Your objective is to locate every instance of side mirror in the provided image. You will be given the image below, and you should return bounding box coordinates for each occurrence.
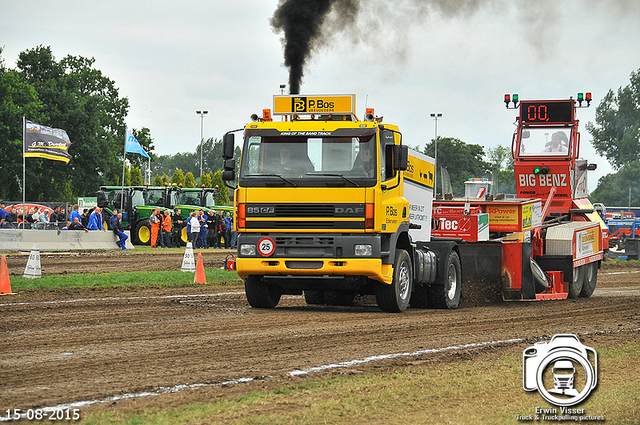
[222,133,235,159]
[224,158,235,171]
[222,170,235,181]
[393,145,408,171]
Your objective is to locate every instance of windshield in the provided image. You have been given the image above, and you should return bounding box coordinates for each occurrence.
[518,127,571,157]
[144,189,166,206]
[240,133,377,186]
[178,190,201,206]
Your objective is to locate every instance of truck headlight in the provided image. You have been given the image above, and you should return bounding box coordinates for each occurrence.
[355,244,372,256]
[240,244,256,256]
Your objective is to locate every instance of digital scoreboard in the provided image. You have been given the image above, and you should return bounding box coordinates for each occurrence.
[520,100,574,124]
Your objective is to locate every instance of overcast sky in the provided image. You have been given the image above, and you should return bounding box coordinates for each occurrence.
[3,0,640,189]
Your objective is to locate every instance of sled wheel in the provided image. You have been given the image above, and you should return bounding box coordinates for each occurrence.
[568,265,584,299]
[579,262,598,298]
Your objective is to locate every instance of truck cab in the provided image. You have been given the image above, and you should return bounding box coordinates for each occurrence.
[222,95,457,312]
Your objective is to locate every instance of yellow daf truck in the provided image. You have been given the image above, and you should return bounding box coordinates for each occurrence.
[222,94,461,312]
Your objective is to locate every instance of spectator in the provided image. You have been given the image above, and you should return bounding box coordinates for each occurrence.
[68,217,88,232]
[149,209,161,248]
[198,210,208,248]
[189,211,201,246]
[50,206,64,227]
[81,209,90,228]
[25,207,38,229]
[228,213,237,249]
[216,210,227,249]
[70,204,81,225]
[87,207,105,231]
[172,208,186,247]
[186,211,194,243]
[5,206,17,228]
[36,208,50,229]
[110,210,128,249]
[0,201,6,228]
[224,211,233,249]
[207,210,217,248]
[162,210,172,248]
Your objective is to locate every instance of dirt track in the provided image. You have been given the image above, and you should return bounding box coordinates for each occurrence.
[0,252,639,418]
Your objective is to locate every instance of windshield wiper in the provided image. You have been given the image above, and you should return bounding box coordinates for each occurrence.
[304,173,360,187]
[243,173,297,187]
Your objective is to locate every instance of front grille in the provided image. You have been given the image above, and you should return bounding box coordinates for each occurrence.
[275,204,334,217]
[276,236,335,246]
[285,261,323,269]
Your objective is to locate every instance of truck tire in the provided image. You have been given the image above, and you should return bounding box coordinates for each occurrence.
[568,265,584,299]
[245,276,281,308]
[304,290,325,305]
[324,291,356,306]
[375,249,412,313]
[135,220,151,245]
[427,250,461,309]
[579,262,598,298]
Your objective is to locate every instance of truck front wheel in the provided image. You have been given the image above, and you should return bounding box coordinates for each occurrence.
[427,250,461,309]
[375,249,412,313]
[245,276,282,308]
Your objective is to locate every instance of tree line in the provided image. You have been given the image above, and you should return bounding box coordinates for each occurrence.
[1,45,638,205]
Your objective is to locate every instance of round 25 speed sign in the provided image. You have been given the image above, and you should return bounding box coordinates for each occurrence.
[258,237,275,256]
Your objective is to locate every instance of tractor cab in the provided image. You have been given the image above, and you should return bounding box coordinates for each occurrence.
[507,94,599,220]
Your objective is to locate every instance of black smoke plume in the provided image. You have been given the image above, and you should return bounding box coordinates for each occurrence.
[271,0,359,94]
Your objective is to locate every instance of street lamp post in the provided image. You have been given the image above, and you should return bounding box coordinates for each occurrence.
[196,110,208,179]
[430,113,442,196]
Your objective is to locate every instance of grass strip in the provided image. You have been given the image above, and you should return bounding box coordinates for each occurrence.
[8,269,242,291]
[81,340,640,425]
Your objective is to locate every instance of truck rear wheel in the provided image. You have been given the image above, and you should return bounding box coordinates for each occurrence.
[569,265,584,299]
[245,276,281,308]
[427,250,461,309]
[579,262,598,298]
[324,291,356,306]
[375,249,412,313]
[304,290,325,305]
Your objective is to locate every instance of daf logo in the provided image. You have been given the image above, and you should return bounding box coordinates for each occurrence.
[335,207,364,215]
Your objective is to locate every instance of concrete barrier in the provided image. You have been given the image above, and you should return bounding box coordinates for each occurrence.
[0,229,134,251]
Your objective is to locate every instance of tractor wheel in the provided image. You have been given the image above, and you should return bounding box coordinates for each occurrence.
[375,249,412,313]
[324,291,356,306]
[181,227,189,246]
[568,265,585,299]
[135,220,151,246]
[102,211,111,231]
[304,290,326,305]
[427,250,461,309]
[244,276,281,309]
[579,262,598,298]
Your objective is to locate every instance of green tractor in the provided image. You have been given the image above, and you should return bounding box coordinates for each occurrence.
[97,185,233,246]
[172,187,233,245]
[97,185,175,245]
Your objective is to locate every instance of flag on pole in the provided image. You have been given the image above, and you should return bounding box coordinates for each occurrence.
[24,120,72,163]
[125,129,151,159]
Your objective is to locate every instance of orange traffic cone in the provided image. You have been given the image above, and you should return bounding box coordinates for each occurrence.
[0,255,16,295]
[194,252,207,284]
